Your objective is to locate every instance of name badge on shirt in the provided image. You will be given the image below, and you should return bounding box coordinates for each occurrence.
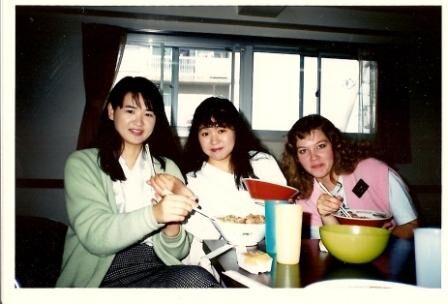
[352,179,369,198]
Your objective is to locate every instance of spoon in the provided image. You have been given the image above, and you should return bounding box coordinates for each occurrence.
[315,179,352,218]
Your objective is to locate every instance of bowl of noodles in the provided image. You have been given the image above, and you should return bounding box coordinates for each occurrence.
[334,209,392,228]
[215,214,265,247]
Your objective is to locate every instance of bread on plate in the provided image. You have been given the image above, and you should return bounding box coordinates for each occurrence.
[236,248,272,274]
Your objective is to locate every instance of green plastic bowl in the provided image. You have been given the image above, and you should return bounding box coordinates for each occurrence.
[320,225,390,264]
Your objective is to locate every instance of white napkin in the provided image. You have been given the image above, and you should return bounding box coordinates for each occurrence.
[205,243,235,259]
[319,240,328,252]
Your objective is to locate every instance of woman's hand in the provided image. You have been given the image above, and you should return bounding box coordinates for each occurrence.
[152,192,199,224]
[317,193,342,225]
[382,220,395,231]
[316,193,343,217]
[153,193,198,237]
[148,174,200,236]
[390,219,418,239]
[149,174,197,200]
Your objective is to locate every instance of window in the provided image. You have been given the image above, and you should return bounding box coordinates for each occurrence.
[176,48,239,129]
[115,36,239,136]
[320,58,377,134]
[252,52,300,131]
[115,33,377,138]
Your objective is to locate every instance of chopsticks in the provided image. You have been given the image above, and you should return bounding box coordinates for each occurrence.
[315,179,352,218]
[192,206,216,222]
[191,206,229,243]
[145,144,157,177]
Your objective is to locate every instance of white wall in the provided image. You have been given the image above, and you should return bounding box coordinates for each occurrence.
[15,13,86,223]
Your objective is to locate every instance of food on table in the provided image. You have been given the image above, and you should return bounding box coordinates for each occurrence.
[219,214,265,224]
[349,211,385,219]
[241,250,271,265]
[216,214,266,246]
[334,209,392,227]
[342,210,387,219]
[237,249,273,274]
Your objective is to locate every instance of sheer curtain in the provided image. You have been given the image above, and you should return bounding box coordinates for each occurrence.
[76,23,127,150]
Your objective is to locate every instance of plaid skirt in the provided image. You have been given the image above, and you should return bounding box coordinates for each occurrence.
[100,244,221,288]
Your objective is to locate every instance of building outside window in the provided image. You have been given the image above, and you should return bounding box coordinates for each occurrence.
[115,33,377,139]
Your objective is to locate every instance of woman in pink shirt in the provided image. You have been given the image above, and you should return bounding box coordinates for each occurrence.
[281,114,418,240]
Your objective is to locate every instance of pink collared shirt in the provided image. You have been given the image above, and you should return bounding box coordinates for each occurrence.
[297,158,395,239]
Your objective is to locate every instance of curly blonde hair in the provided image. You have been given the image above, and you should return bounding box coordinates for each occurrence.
[281,115,373,199]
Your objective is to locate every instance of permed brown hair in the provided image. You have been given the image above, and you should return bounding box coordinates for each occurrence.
[281,114,373,198]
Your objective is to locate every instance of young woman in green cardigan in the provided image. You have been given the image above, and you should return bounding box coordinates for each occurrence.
[56,76,220,288]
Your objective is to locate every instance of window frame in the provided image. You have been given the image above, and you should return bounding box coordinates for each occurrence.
[123,32,377,141]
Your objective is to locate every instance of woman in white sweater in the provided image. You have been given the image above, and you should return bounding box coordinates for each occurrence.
[181,97,286,276]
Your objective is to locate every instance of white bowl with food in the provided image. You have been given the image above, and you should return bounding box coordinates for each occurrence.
[215,214,265,247]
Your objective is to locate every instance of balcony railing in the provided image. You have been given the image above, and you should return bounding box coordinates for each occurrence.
[132,55,233,83]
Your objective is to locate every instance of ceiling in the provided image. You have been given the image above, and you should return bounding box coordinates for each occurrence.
[83,5,440,33]
[17,5,441,44]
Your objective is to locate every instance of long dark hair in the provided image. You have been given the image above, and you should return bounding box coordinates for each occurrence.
[92,76,182,181]
[281,114,373,198]
[183,97,270,189]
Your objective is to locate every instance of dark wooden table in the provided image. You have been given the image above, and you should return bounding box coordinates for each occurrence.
[204,236,416,288]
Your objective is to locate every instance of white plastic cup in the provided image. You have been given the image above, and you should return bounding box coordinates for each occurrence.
[275,204,303,264]
[414,227,441,288]
[264,200,288,256]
